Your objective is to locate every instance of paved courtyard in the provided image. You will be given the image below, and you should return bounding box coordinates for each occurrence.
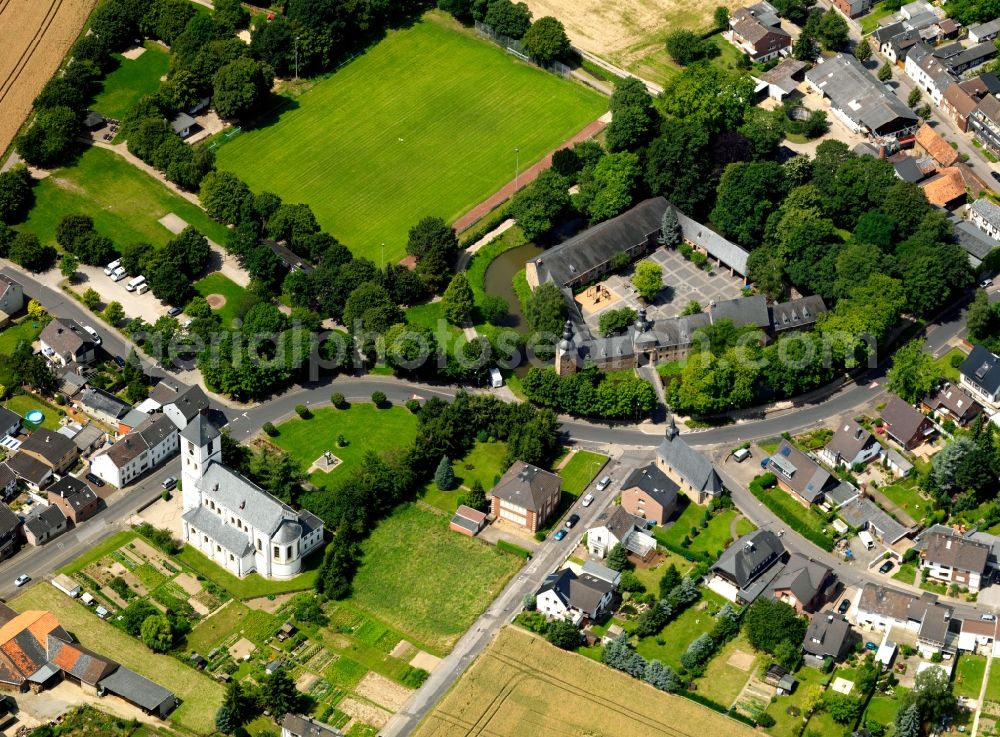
[576,247,745,335]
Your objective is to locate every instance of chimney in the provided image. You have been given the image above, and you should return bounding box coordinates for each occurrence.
[827,614,834,623]
[855,427,864,440]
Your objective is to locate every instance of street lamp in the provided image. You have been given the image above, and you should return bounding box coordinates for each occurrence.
[514,148,520,192]
[381,242,385,270]
[295,36,300,81]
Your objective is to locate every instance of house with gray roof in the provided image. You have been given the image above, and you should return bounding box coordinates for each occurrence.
[920,530,990,592]
[922,382,982,427]
[953,218,998,266]
[838,496,911,544]
[819,420,881,470]
[806,53,918,137]
[89,413,178,488]
[6,453,52,491]
[587,506,655,560]
[803,612,855,664]
[0,407,20,439]
[620,463,678,524]
[655,418,723,505]
[23,505,67,547]
[767,441,837,506]
[709,530,786,605]
[282,714,343,737]
[98,665,177,718]
[726,2,791,62]
[969,18,1000,44]
[880,395,935,449]
[78,388,132,427]
[489,461,561,532]
[969,198,1000,241]
[0,276,23,324]
[39,318,97,367]
[769,295,827,333]
[769,552,835,614]
[536,568,615,624]
[961,345,1000,410]
[162,384,210,430]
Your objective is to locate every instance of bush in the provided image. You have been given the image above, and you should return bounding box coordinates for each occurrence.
[294,404,311,419]
[371,391,387,407]
[497,539,531,558]
[263,422,278,437]
[405,398,421,413]
[331,392,346,408]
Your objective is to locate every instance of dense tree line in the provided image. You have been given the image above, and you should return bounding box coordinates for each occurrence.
[522,365,658,420]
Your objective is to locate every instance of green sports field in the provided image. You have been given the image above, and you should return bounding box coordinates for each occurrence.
[215,12,606,264]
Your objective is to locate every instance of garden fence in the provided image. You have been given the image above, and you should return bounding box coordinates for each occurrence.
[474,21,573,78]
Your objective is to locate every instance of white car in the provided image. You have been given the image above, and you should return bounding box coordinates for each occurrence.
[104,259,121,276]
[581,494,595,507]
[82,325,102,345]
[14,575,29,587]
[595,476,611,491]
[111,266,127,282]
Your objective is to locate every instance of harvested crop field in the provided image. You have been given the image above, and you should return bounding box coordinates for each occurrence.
[412,627,759,737]
[0,0,98,156]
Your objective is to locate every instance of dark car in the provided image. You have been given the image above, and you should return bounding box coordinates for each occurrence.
[993,171,1000,184]
[878,560,895,574]
[837,599,851,615]
[85,473,105,488]
[553,529,567,541]
[112,355,126,368]
[565,514,580,529]
[167,306,182,317]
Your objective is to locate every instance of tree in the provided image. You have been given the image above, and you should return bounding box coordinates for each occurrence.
[644,659,679,692]
[774,638,803,672]
[644,121,713,214]
[213,57,274,120]
[343,281,402,334]
[315,540,359,600]
[658,564,682,600]
[877,61,893,82]
[545,619,581,649]
[792,33,818,61]
[854,38,872,62]
[60,254,79,281]
[660,205,682,249]
[0,165,34,224]
[200,170,252,224]
[524,282,566,337]
[917,103,932,120]
[968,289,995,341]
[509,169,570,240]
[598,307,638,336]
[466,479,486,510]
[407,216,457,292]
[911,665,955,723]
[605,77,656,152]
[435,455,456,491]
[146,254,193,306]
[665,30,719,65]
[607,542,629,571]
[261,666,301,718]
[8,232,55,272]
[632,261,663,302]
[579,152,641,222]
[894,703,921,737]
[681,633,714,672]
[104,301,125,325]
[11,342,57,394]
[521,16,570,64]
[713,5,730,29]
[815,8,848,49]
[744,598,807,654]
[140,614,174,652]
[907,87,922,108]
[15,106,80,168]
[827,694,862,725]
[485,0,532,38]
[887,340,939,404]
[710,161,788,247]
[480,295,508,325]
[165,226,211,277]
[215,704,238,735]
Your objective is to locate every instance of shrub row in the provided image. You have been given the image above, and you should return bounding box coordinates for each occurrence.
[747,477,835,552]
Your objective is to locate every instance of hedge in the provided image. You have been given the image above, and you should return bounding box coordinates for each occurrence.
[496,540,531,559]
[747,477,835,552]
[678,690,758,728]
[656,537,713,564]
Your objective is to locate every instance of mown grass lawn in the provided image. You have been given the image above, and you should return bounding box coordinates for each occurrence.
[558,450,609,496]
[985,661,1000,702]
[687,509,740,557]
[766,665,828,737]
[186,600,252,653]
[350,503,522,652]
[272,403,419,490]
[20,147,229,248]
[879,477,927,516]
[632,590,727,670]
[694,634,759,707]
[653,500,703,547]
[934,347,967,383]
[0,318,41,355]
[861,1,898,35]
[4,394,65,430]
[954,654,988,699]
[92,42,170,120]
[892,561,918,585]
[215,12,604,263]
[421,440,508,514]
[194,273,251,328]
[13,584,223,735]
[174,545,319,600]
[629,551,695,594]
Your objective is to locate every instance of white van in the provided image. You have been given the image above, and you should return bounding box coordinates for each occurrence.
[104,259,121,276]
[111,266,127,282]
[136,283,150,295]
[858,530,875,550]
[489,367,504,388]
[733,447,751,463]
[125,275,146,292]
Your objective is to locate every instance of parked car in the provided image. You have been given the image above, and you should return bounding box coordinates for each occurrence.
[104,259,121,276]
[981,278,993,290]
[85,473,104,488]
[167,306,182,317]
[982,613,997,622]
[82,325,101,345]
[837,599,851,615]
[110,266,127,282]
[553,529,567,541]
[596,476,611,491]
[878,560,895,574]
[733,448,751,463]
[581,494,595,507]
[565,514,580,528]
[865,641,878,651]
[112,355,125,368]
[162,476,177,490]
[14,575,30,587]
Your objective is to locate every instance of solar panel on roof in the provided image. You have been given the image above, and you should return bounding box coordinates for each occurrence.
[977,362,991,379]
[780,446,791,457]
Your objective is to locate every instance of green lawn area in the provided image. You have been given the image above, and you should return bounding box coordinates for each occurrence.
[92,42,170,120]
[272,403,419,490]
[20,146,229,248]
[13,584,223,735]
[735,517,757,537]
[186,600,252,653]
[753,482,834,550]
[404,301,465,358]
[59,531,137,575]
[694,634,758,707]
[687,509,740,558]
[985,660,1000,702]
[934,347,967,383]
[954,654,988,699]
[879,477,927,517]
[766,665,828,737]
[653,499,703,547]
[4,394,65,430]
[861,1,898,35]
[194,273,251,327]
[558,450,609,496]
[215,11,605,263]
[892,561,918,585]
[629,551,696,594]
[633,589,727,670]
[0,318,41,354]
[174,545,319,600]
[420,440,508,514]
[349,503,522,652]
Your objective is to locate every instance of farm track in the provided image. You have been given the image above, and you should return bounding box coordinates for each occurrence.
[0,0,97,155]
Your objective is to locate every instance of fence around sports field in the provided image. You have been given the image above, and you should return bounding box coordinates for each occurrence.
[474,21,573,78]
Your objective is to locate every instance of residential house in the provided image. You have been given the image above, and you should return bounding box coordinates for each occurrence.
[161,384,210,430]
[47,476,99,524]
[708,530,786,604]
[619,463,678,524]
[919,530,990,592]
[536,568,615,624]
[921,383,982,426]
[449,505,487,537]
[893,155,929,184]
[5,453,52,490]
[587,506,656,560]
[282,714,343,737]
[39,318,97,367]
[874,22,910,62]
[855,583,953,655]
[769,553,836,614]
[941,75,1000,131]
[880,395,935,449]
[0,505,21,560]
[181,416,325,579]
[970,95,1000,155]
[803,612,856,664]
[969,198,1000,241]
[655,418,724,505]
[23,506,68,547]
[766,441,836,506]
[59,422,105,456]
[489,461,561,533]
[726,2,791,62]
[806,54,918,137]
[819,420,881,470]
[19,428,78,475]
[830,0,871,18]
[0,605,176,717]
[581,559,621,587]
[754,58,807,100]
[839,495,912,544]
[78,388,133,430]
[920,167,967,210]
[968,18,1000,44]
[0,464,16,500]
[769,295,828,334]
[145,381,183,411]
[953,218,998,267]
[913,124,959,167]
[958,618,1000,655]
[960,344,1000,409]
[0,276,24,323]
[0,407,20,438]
[905,43,956,105]
[170,113,197,139]
[88,414,178,488]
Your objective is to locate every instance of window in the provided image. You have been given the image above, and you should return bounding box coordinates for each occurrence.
[256,539,262,552]
[216,545,221,553]
[286,545,292,559]
[188,441,194,455]
[274,546,280,558]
